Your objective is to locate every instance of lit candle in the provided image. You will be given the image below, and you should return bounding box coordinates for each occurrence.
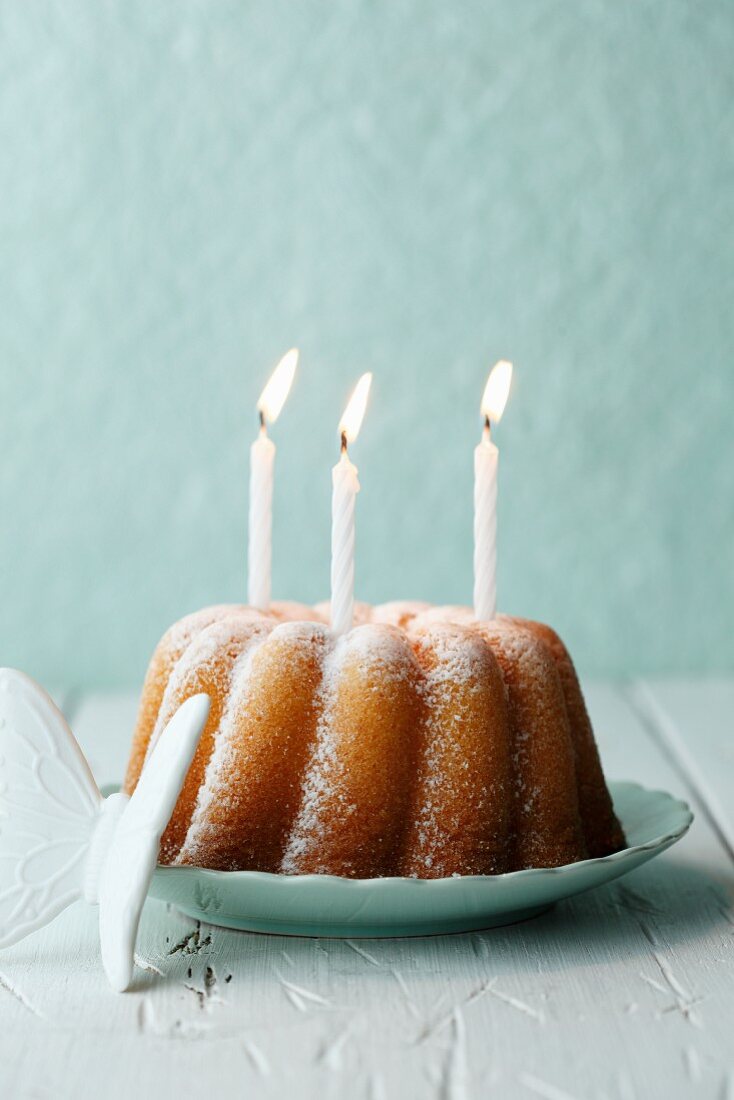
[248,348,299,610]
[473,360,513,622]
[331,373,372,636]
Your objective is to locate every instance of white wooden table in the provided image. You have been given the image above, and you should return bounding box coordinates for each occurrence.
[1,679,733,1099]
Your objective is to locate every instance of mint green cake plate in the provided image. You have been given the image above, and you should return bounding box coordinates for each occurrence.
[147,782,692,937]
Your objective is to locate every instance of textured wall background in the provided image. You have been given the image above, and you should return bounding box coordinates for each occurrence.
[0,1,732,688]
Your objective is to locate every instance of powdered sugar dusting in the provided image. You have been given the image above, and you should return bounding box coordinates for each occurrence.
[268,620,331,646]
[177,633,264,862]
[411,624,488,689]
[412,605,475,629]
[144,615,270,765]
[340,623,417,668]
[135,601,595,878]
[406,626,494,875]
[480,620,553,684]
[280,635,344,873]
[161,605,260,655]
[280,625,417,873]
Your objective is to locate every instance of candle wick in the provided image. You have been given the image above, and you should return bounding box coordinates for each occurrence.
[483,414,491,442]
[340,430,348,455]
[259,408,267,435]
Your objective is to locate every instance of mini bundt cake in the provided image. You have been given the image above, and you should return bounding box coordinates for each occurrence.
[123,603,625,878]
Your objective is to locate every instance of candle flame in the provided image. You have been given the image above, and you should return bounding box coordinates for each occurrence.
[339,372,372,446]
[257,348,299,425]
[480,360,513,424]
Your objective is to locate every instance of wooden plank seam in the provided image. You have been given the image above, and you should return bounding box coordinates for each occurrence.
[627,681,734,866]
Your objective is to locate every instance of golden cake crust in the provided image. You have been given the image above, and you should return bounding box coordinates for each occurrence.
[125,602,624,877]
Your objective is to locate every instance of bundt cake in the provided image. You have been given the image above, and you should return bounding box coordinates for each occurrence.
[123,602,625,878]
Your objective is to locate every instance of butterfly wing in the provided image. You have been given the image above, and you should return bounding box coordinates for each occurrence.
[0,669,102,948]
[98,692,210,991]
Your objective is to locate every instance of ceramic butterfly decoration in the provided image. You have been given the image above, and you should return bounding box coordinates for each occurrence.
[0,667,209,991]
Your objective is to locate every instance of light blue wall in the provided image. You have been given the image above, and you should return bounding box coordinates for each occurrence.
[1,1,732,688]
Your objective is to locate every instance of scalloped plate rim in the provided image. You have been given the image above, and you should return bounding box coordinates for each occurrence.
[140,780,693,936]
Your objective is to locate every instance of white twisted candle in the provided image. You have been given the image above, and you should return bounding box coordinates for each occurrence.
[473,431,498,622]
[248,431,276,610]
[330,451,360,636]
